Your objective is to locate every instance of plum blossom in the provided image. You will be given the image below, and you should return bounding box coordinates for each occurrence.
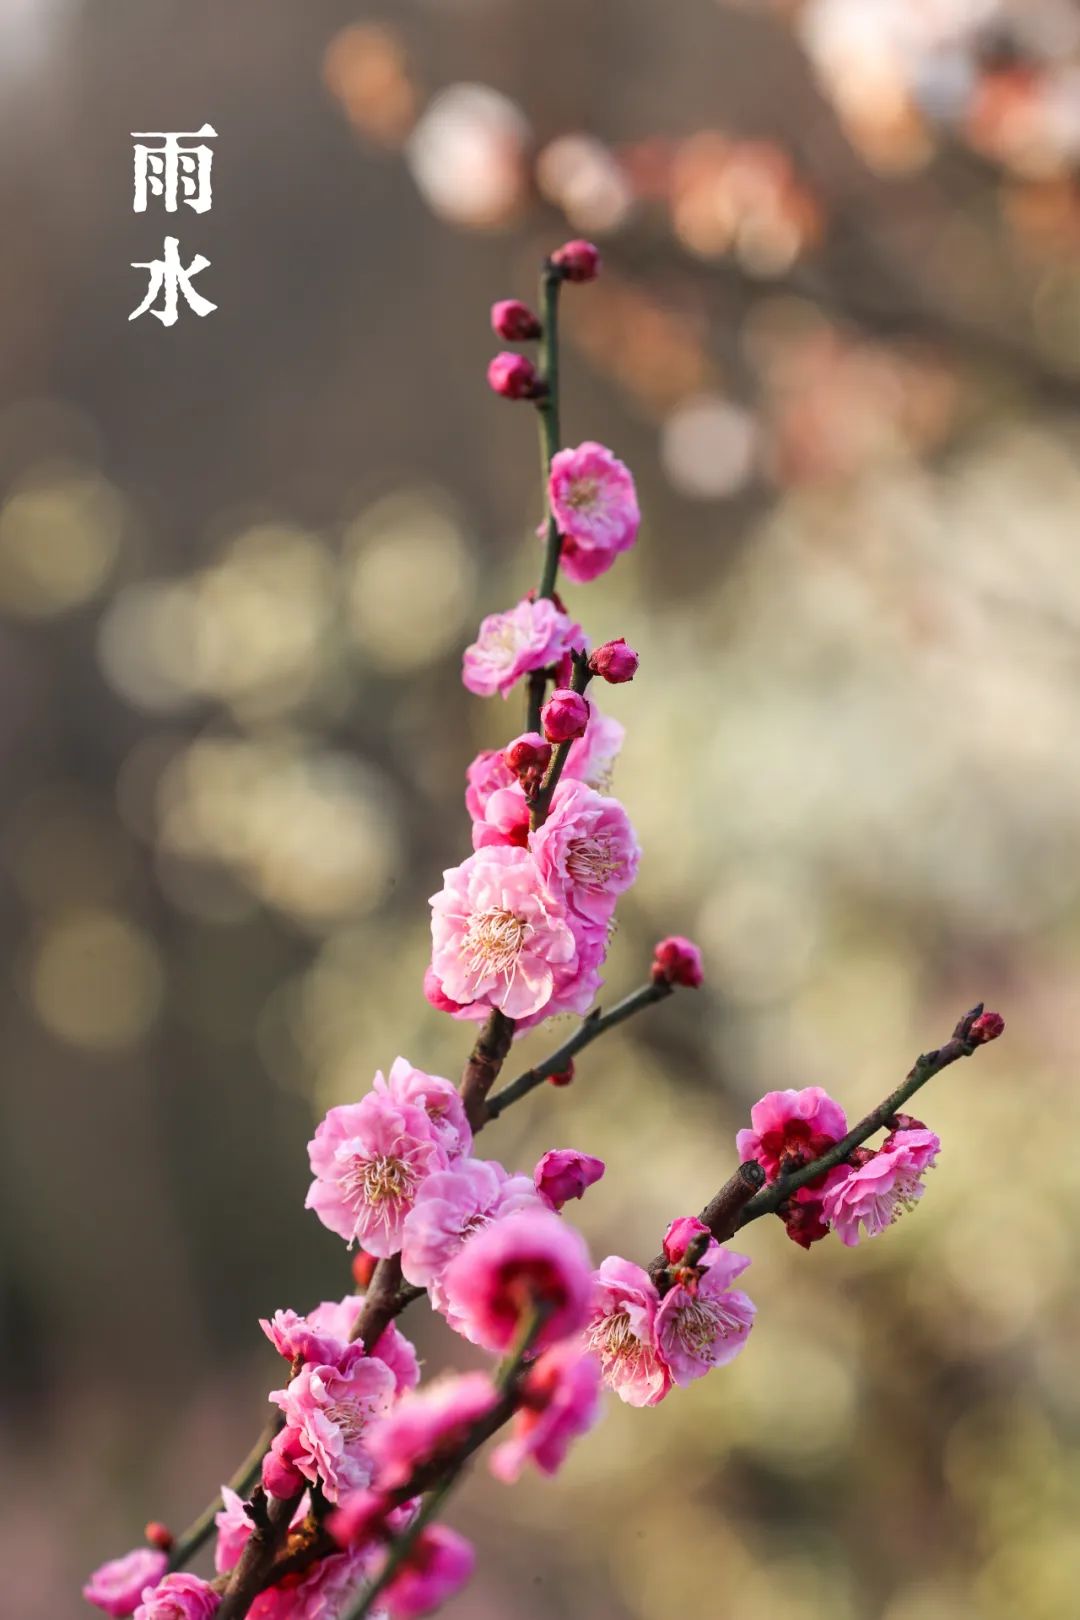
[267,1345,397,1502]
[373,1057,472,1162]
[822,1128,941,1247]
[533,1148,606,1211]
[564,708,624,790]
[260,1298,417,1394]
[490,1343,601,1482]
[530,779,639,930]
[247,1548,382,1620]
[328,1489,416,1550]
[429,845,578,1020]
[400,1157,541,1311]
[441,1207,593,1353]
[132,1574,219,1620]
[368,1373,499,1490]
[541,687,590,743]
[381,1525,475,1619]
[214,1490,311,1576]
[487,351,540,400]
[305,1091,447,1256]
[470,784,530,850]
[462,597,582,700]
[588,637,638,683]
[84,1548,168,1617]
[655,1245,755,1386]
[584,1257,671,1407]
[548,442,639,583]
[662,1216,711,1264]
[737,1086,847,1185]
[464,748,516,822]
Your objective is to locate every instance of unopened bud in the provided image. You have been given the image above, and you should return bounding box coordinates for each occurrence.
[144,1522,174,1553]
[651,935,704,989]
[588,637,639,684]
[969,1010,1005,1044]
[541,687,590,743]
[504,732,552,784]
[550,239,601,282]
[491,298,542,341]
[352,1250,378,1289]
[487,351,543,400]
[548,1061,575,1087]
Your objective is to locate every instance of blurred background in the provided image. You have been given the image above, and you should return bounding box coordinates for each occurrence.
[2,2,1078,1616]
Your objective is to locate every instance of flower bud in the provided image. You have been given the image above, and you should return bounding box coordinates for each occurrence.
[969,1010,1005,1044]
[588,637,639,684]
[491,299,542,341]
[351,1249,378,1289]
[548,1060,575,1087]
[504,732,552,781]
[541,688,590,743]
[651,934,704,988]
[487,351,543,400]
[144,1522,174,1553]
[550,239,601,282]
[534,1148,605,1211]
[662,1215,710,1265]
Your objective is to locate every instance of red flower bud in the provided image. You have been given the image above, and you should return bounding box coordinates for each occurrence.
[588,637,639,684]
[969,1010,1004,1044]
[550,239,601,282]
[487,352,542,400]
[541,688,590,743]
[144,1522,174,1553]
[504,732,552,779]
[352,1250,378,1289]
[491,299,542,341]
[548,1061,575,1087]
[651,935,704,988]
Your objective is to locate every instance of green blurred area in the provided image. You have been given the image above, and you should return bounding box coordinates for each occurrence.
[1,3,1078,1618]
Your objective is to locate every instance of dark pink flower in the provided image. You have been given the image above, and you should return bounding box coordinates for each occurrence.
[247,1547,376,1620]
[305,1090,447,1256]
[267,1346,396,1502]
[440,1207,593,1354]
[549,442,639,583]
[490,1343,602,1482]
[662,1215,711,1265]
[655,1246,755,1386]
[736,1086,847,1185]
[530,778,639,931]
[541,688,590,743]
[368,1373,499,1490]
[491,298,542,340]
[533,1148,606,1211]
[970,1010,1005,1044]
[132,1573,219,1620]
[382,1525,475,1619]
[583,1257,671,1407]
[588,638,639,683]
[487,351,540,399]
[651,935,704,989]
[550,239,601,281]
[400,1157,541,1311]
[84,1549,168,1617]
[821,1128,941,1247]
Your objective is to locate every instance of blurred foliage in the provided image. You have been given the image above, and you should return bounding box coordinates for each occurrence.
[1,3,1078,1618]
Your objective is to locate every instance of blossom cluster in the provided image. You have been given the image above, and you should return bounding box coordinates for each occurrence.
[84,242,1004,1620]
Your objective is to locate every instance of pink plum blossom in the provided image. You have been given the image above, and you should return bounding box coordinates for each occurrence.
[260,1298,417,1394]
[214,1491,310,1576]
[822,1128,941,1247]
[305,1091,447,1256]
[267,1345,396,1503]
[584,1257,671,1407]
[440,1207,593,1353]
[400,1157,541,1311]
[490,1343,602,1482]
[247,1548,381,1620]
[737,1086,848,1185]
[656,1246,755,1386]
[84,1548,168,1617]
[541,687,590,743]
[373,1057,472,1162]
[662,1216,711,1264]
[132,1574,219,1620]
[533,1148,606,1211]
[381,1525,475,1619]
[462,597,582,700]
[464,748,516,822]
[530,779,639,930]
[369,1373,499,1490]
[564,707,624,790]
[548,442,639,583]
[328,1489,416,1550]
[429,845,578,1021]
[471,785,530,850]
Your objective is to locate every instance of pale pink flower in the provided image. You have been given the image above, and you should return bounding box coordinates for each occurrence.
[737,1086,848,1185]
[462,597,582,700]
[490,1343,602,1482]
[564,708,625,790]
[382,1525,474,1619]
[400,1157,541,1310]
[132,1574,219,1620]
[464,748,516,822]
[267,1345,396,1503]
[533,1148,606,1211]
[656,1246,755,1386]
[548,442,639,583]
[369,1372,499,1490]
[440,1207,593,1353]
[84,1548,168,1617]
[822,1128,941,1247]
[247,1548,381,1620]
[530,779,639,930]
[373,1057,472,1162]
[429,845,578,1020]
[584,1257,671,1407]
[470,785,530,851]
[305,1091,447,1256]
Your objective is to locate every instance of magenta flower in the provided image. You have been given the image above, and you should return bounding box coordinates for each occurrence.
[548,442,639,583]
[267,1345,396,1503]
[564,707,625,790]
[736,1086,848,1185]
[214,1490,310,1576]
[487,351,540,399]
[490,1343,602,1482]
[305,1091,447,1256]
[261,1298,417,1394]
[440,1207,593,1354]
[84,1548,168,1617]
[429,845,578,1020]
[588,637,639,683]
[651,934,704,988]
[533,1148,606,1211]
[373,1056,472,1162]
[247,1548,377,1620]
[132,1574,219,1620]
[369,1372,499,1490]
[400,1157,541,1310]
[656,1246,755,1386]
[381,1525,475,1619]
[583,1257,671,1407]
[462,597,582,700]
[530,779,640,931]
[822,1128,941,1247]
[464,747,516,822]
[662,1216,711,1264]
[550,238,601,281]
[490,298,542,341]
[540,687,591,743]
